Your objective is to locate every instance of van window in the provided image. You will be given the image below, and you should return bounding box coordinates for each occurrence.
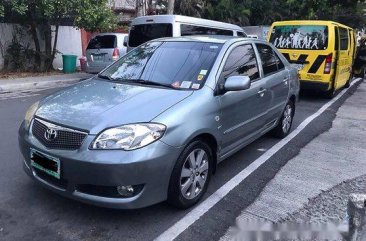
[181,24,233,36]
[269,25,328,50]
[222,44,259,81]
[237,31,246,37]
[256,44,281,76]
[87,35,117,49]
[339,28,349,50]
[129,24,173,47]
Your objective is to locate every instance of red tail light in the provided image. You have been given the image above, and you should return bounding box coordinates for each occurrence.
[112,48,120,61]
[324,53,333,74]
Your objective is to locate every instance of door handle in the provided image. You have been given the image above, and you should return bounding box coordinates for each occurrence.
[257,89,267,97]
[283,78,289,85]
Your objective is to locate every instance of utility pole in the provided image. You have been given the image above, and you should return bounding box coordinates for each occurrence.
[167,0,175,14]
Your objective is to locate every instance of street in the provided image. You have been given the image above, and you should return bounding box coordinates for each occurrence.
[0,79,363,241]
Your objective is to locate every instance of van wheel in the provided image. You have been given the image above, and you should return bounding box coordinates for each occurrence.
[168,140,213,209]
[344,74,353,88]
[324,85,336,99]
[271,100,294,139]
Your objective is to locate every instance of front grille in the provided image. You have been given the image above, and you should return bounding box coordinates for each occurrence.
[32,118,88,150]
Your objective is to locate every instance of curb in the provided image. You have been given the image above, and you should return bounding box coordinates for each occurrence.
[0,77,91,93]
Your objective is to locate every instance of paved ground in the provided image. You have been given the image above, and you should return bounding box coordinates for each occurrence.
[0,72,93,93]
[220,81,366,240]
[0,78,363,241]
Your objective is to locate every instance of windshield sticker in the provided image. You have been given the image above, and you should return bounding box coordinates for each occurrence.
[199,70,208,75]
[197,75,205,81]
[271,25,328,50]
[171,81,180,88]
[192,83,200,90]
[180,81,192,89]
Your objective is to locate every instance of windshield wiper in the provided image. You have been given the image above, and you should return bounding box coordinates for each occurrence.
[97,74,113,80]
[120,79,177,89]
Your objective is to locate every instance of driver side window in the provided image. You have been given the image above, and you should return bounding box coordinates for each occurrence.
[220,44,260,82]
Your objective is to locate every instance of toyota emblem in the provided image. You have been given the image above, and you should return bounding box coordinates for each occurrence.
[44,128,57,141]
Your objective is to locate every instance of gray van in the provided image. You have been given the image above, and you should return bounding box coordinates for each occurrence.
[86,33,128,73]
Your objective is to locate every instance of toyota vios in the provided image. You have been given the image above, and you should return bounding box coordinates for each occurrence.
[19,36,299,209]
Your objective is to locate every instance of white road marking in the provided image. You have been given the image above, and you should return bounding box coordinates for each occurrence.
[155,78,363,241]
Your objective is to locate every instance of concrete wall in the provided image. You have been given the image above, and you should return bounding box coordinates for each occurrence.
[52,26,83,69]
[0,23,82,70]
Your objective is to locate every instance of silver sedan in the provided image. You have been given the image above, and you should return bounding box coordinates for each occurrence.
[19,36,299,209]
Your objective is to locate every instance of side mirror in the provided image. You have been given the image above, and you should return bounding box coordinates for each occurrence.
[224,76,251,92]
[123,36,128,47]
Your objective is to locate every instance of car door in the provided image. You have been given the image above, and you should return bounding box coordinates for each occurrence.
[218,44,271,154]
[335,27,351,89]
[255,44,289,124]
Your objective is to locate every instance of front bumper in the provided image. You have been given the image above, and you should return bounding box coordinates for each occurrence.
[19,121,182,209]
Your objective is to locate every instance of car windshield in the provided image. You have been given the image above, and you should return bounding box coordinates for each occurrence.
[128,24,173,47]
[100,41,223,90]
[269,25,328,50]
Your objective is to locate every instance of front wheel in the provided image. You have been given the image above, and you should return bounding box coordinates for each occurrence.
[271,101,295,138]
[168,140,213,209]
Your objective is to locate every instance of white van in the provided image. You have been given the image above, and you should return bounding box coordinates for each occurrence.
[126,15,246,51]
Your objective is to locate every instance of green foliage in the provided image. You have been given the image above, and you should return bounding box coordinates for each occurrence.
[74,0,118,32]
[196,0,366,28]
[2,0,118,72]
[4,28,36,72]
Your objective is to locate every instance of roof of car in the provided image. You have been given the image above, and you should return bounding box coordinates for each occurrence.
[155,35,264,44]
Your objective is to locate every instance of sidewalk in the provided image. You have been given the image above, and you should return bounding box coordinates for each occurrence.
[221,81,366,240]
[0,72,94,93]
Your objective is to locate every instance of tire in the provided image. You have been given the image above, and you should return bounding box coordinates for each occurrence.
[344,73,353,88]
[324,85,336,99]
[271,100,295,139]
[167,140,213,209]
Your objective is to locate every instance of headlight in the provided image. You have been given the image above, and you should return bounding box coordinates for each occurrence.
[24,101,39,129]
[91,123,166,150]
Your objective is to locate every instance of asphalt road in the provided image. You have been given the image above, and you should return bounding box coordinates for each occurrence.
[0,81,360,241]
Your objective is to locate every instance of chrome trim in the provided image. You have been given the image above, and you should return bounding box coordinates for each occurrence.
[34,118,88,135]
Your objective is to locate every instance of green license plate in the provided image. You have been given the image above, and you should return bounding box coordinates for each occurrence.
[30,149,61,179]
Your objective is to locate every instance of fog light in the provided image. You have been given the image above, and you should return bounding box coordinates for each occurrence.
[117,185,134,197]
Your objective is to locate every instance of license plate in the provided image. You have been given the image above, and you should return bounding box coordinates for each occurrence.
[92,54,105,62]
[292,64,304,71]
[30,149,61,179]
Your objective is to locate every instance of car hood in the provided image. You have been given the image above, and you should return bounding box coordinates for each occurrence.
[35,78,193,134]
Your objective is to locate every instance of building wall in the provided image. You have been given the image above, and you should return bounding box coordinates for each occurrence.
[52,26,83,69]
[0,23,82,71]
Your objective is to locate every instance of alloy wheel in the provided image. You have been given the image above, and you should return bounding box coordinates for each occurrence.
[282,104,293,134]
[180,149,209,200]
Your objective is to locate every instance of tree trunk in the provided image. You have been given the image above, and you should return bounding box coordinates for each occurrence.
[43,24,52,72]
[30,22,41,72]
[167,0,175,14]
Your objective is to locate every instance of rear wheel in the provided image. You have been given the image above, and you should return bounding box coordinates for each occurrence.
[168,140,213,209]
[271,100,295,138]
[324,82,336,99]
[344,73,353,88]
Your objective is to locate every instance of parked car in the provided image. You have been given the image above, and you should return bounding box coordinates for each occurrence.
[126,15,246,52]
[268,20,356,98]
[86,33,128,73]
[19,36,299,209]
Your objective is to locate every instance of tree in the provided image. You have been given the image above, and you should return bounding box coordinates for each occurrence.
[2,0,118,72]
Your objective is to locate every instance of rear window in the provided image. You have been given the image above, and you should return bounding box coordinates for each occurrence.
[129,24,173,47]
[269,25,328,50]
[87,35,117,49]
[180,24,234,36]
